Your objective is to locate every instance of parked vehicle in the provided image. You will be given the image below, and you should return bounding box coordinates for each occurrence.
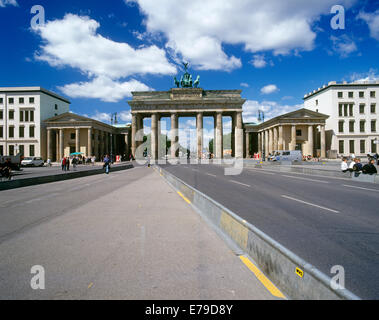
[0,153,22,170]
[270,150,302,162]
[21,157,45,167]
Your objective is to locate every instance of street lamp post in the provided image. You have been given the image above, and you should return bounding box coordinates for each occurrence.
[110,112,118,163]
[258,110,265,161]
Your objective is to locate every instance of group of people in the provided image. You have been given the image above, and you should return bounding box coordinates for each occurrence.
[341,157,377,175]
[61,156,97,171]
[0,159,12,181]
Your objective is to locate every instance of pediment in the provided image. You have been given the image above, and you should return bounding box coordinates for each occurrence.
[279,108,329,120]
[44,112,92,123]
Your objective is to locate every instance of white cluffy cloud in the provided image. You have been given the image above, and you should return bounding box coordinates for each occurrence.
[242,100,303,123]
[357,10,379,41]
[58,76,151,103]
[126,0,356,71]
[0,0,18,7]
[251,54,267,68]
[261,84,279,95]
[329,35,358,58]
[32,14,176,102]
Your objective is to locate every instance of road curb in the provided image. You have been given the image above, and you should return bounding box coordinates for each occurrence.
[0,163,134,191]
[156,165,361,300]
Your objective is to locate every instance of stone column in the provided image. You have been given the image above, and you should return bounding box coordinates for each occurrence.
[76,128,80,153]
[278,125,284,150]
[245,131,250,158]
[104,132,109,156]
[47,128,53,161]
[59,128,64,159]
[308,125,314,156]
[273,126,278,151]
[197,112,203,159]
[99,132,104,160]
[124,132,129,159]
[231,114,236,157]
[268,128,273,154]
[87,128,92,157]
[320,125,326,158]
[216,112,223,159]
[131,113,137,158]
[94,130,99,160]
[170,113,178,159]
[290,125,296,151]
[151,113,158,160]
[264,130,269,159]
[258,132,262,158]
[235,111,243,158]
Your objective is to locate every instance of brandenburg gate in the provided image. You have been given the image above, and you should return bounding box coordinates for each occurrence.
[128,65,246,160]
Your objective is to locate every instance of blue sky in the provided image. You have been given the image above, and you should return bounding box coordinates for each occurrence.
[0,0,378,138]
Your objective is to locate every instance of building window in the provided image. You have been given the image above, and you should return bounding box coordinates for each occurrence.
[0,98,3,104]
[9,126,14,138]
[29,145,35,157]
[0,145,3,156]
[20,110,24,122]
[19,97,24,104]
[19,126,24,138]
[296,129,302,137]
[349,104,353,116]
[55,104,58,110]
[25,110,29,122]
[348,92,353,98]
[316,99,318,106]
[339,104,343,117]
[338,121,344,133]
[349,140,355,154]
[70,133,76,140]
[8,97,14,104]
[372,140,377,153]
[30,110,34,122]
[371,104,376,114]
[370,91,376,98]
[344,104,348,117]
[360,120,365,133]
[9,110,14,120]
[0,110,3,120]
[0,126,3,138]
[339,140,344,154]
[359,104,365,114]
[29,97,34,104]
[349,120,355,133]
[29,126,35,138]
[338,92,343,98]
[9,145,14,156]
[359,91,364,98]
[19,145,24,156]
[371,120,376,133]
[360,140,365,154]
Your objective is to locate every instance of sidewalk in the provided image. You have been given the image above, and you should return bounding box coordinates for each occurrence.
[0,167,277,299]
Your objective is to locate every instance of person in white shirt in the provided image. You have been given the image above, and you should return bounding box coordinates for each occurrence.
[348,159,355,172]
[341,157,349,172]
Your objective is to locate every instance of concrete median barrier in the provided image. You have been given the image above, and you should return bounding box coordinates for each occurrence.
[157,165,361,300]
[0,163,134,191]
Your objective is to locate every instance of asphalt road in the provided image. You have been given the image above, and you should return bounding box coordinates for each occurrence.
[0,165,277,300]
[159,162,379,300]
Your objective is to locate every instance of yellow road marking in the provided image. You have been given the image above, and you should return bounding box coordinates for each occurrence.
[88,282,93,289]
[239,255,285,299]
[177,191,191,204]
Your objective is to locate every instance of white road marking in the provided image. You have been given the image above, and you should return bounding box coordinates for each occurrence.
[206,173,217,177]
[281,195,340,213]
[281,175,329,184]
[247,169,275,175]
[343,185,379,192]
[230,180,251,187]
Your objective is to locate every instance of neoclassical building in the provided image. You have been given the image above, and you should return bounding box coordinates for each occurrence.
[43,113,131,161]
[245,109,329,159]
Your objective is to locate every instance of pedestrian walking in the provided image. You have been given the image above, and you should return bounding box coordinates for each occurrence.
[91,156,95,166]
[103,154,111,174]
[65,157,70,171]
[72,157,77,170]
[61,157,66,171]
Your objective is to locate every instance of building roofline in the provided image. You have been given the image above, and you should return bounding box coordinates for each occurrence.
[303,81,379,100]
[0,86,71,104]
